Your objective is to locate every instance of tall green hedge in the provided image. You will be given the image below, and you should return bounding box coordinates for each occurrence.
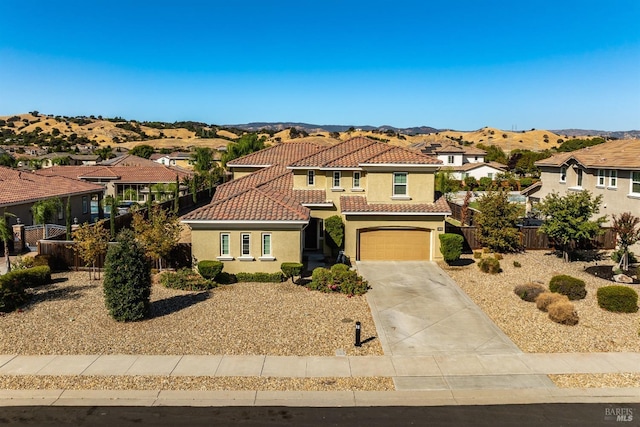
[103,230,151,322]
[439,233,464,264]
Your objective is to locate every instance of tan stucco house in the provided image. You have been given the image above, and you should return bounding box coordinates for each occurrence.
[183,138,451,274]
[522,140,640,221]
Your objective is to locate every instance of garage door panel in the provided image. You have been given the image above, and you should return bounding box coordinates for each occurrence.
[359,229,430,260]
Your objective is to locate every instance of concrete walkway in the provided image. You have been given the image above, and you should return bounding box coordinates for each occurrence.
[0,353,640,406]
[357,261,520,356]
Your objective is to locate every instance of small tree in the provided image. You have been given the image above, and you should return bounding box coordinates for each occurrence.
[538,191,606,262]
[132,206,181,270]
[73,222,110,279]
[475,190,521,253]
[31,198,61,239]
[460,191,472,226]
[0,211,16,274]
[103,229,151,322]
[611,212,640,271]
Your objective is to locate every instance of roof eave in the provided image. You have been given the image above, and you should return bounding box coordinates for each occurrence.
[342,211,450,216]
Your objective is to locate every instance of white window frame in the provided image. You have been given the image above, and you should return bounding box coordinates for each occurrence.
[447,155,455,164]
[352,171,361,189]
[576,168,583,187]
[609,170,617,188]
[392,172,408,197]
[239,233,254,261]
[260,233,275,261]
[307,170,315,186]
[332,171,341,189]
[631,171,640,196]
[218,233,232,260]
[597,169,606,187]
[560,167,567,183]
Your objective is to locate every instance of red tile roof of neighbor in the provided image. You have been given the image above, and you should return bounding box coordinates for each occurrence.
[226,142,325,167]
[35,165,192,183]
[340,195,452,214]
[0,166,103,207]
[101,154,162,167]
[535,139,640,169]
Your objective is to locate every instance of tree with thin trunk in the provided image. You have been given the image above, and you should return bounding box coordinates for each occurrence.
[0,211,16,274]
[611,212,640,271]
[73,222,110,280]
[31,198,62,239]
[132,206,181,271]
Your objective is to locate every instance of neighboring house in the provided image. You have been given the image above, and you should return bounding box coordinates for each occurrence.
[40,153,100,168]
[0,166,104,228]
[150,152,203,169]
[421,142,506,180]
[35,164,192,203]
[522,139,640,227]
[183,138,450,274]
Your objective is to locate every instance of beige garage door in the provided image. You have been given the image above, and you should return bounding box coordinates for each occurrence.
[359,229,430,261]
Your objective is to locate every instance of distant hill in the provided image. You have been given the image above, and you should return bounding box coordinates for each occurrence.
[551,129,640,140]
[233,122,440,135]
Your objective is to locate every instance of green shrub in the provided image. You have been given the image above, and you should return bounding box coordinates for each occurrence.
[494,253,503,260]
[514,282,546,302]
[324,215,344,252]
[236,272,283,283]
[197,260,224,280]
[549,275,587,300]
[536,292,569,312]
[215,272,237,285]
[548,300,579,325]
[439,233,464,265]
[159,268,215,291]
[478,257,501,274]
[33,254,67,272]
[513,261,522,268]
[308,266,368,296]
[103,230,151,322]
[281,262,303,281]
[0,272,28,312]
[597,286,638,313]
[473,251,482,259]
[611,250,637,265]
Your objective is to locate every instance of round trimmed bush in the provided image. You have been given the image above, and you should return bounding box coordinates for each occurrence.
[536,292,569,312]
[548,300,579,325]
[197,260,223,281]
[597,286,638,313]
[549,274,587,300]
[514,282,546,302]
[478,257,501,274]
[439,233,464,265]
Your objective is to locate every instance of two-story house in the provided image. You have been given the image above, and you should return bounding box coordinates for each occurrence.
[182,138,450,274]
[522,139,640,229]
[421,143,506,180]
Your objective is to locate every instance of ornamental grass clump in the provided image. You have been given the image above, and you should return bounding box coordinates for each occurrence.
[478,257,501,274]
[535,292,569,312]
[547,300,579,325]
[549,274,587,300]
[597,286,639,313]
[513,282,546,302]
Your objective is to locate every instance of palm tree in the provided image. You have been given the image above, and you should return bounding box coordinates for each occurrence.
[0,211,16,274]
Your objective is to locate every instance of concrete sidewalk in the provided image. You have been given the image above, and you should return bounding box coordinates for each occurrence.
[1,353,639,406]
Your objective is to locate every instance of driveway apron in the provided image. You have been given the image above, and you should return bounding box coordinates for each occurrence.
[357,261,520,356]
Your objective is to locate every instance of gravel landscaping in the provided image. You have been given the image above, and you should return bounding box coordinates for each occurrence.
[440,250,640,353]
[0,273,382,357]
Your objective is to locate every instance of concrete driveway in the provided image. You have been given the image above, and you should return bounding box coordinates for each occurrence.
[357,261,521,356]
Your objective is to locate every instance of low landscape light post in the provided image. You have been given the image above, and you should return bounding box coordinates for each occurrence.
[355,321,362,347]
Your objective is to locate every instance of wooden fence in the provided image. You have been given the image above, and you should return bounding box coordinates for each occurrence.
[445,222,616,251]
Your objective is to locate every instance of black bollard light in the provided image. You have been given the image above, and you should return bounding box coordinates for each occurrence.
[355,321,362,347]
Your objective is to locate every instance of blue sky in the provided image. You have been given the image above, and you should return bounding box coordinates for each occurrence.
[1,1,638,130]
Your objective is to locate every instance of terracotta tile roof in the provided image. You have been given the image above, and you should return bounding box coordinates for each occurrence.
[101,154,161,167]
[226,142,324,167]
[535,140,640,169]
[0,166,103,207]
[182,187,309,222]
[290,137,441,167]
[35,165,192,183]
[213,165,290,200]
[340,195,451,215]
[293,189,329,205]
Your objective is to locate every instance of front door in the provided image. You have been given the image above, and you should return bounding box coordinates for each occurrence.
[304,218,319,250]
